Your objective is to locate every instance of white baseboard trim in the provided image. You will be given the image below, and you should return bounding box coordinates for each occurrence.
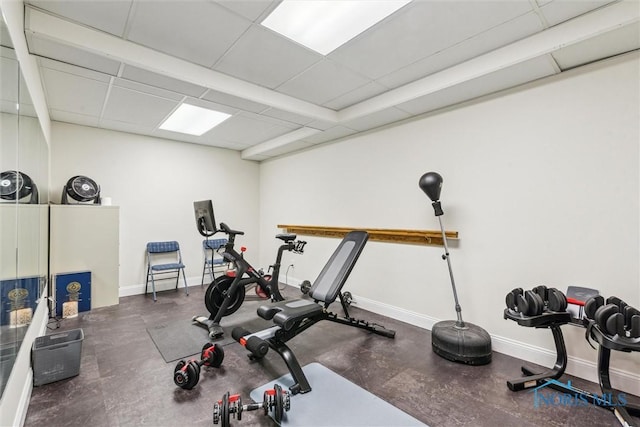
[119,275,204,298]
[284,283,639,396]
[16,370,34,427]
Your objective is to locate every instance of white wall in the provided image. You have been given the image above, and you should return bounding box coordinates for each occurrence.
[259,52,640,390]
[50,123,260,294]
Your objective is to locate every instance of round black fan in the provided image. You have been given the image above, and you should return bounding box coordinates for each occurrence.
[0,170,39,204]
[61,175,101,204]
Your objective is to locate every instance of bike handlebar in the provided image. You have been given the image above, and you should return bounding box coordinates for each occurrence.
[220,222,245,236]
[293,241,306,254]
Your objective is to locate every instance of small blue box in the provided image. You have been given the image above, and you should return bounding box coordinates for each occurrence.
[55,272,91,318]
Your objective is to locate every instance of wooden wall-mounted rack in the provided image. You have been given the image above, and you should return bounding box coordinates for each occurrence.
[277,224,458,246]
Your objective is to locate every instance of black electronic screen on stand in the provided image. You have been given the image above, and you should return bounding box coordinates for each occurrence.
[194,200,217,237]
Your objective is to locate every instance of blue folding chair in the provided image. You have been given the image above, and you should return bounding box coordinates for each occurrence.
[201,238,229,286]
[145,241,188,301]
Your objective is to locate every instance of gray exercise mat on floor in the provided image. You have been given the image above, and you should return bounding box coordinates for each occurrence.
[147,300,273,362]
[147,320,211,362]
[250,362,427,427]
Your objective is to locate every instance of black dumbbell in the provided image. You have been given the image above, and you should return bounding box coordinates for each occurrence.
[531,285,568,312]
[505,287,544,316]
[213,384,291,426]
[173,342,224,389]
[587,296,640,339]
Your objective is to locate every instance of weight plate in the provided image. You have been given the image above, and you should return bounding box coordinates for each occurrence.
[274,384,284,423]
[211,343,225,368]
[221,392,230,427]
[213,402,221,425]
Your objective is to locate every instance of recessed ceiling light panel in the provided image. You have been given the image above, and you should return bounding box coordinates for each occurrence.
[159,103,231,136]
[261,0,411,55]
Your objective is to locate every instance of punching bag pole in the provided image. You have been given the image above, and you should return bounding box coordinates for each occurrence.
[419,172,492,365]
[433,202,464,328]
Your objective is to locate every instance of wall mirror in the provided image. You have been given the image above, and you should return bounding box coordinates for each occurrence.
[0,12,49,397]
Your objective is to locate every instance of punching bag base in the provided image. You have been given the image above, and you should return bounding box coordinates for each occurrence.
[431,320,492,366]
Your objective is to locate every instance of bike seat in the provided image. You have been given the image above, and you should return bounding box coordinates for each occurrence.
[276,233,296,242]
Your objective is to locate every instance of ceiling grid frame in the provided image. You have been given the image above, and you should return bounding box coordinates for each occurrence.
[7,0,637,160]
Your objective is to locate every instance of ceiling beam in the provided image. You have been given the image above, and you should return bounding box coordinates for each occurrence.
[241,126,320,160]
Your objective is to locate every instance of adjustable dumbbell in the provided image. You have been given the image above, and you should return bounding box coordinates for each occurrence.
[173,343,224,389]
[584,295,640,339]
[212,384,291,426]
[531,285,568,312]
[505,286,568,317]
[505,287,544,316]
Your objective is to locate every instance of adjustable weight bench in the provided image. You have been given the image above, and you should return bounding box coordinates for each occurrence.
[232,230,396,395]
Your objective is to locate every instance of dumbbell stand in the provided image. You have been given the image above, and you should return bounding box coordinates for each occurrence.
[590,326,640,426]
[504,309,571,391]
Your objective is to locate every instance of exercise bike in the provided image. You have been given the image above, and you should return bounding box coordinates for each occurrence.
[193,201,306,339]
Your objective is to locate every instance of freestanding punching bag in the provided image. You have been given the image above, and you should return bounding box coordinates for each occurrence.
[419,172,492,365]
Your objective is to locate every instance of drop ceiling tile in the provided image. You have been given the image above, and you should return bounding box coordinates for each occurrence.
[225,141,254,150]
[50,109,100,127]
[1,46,17,60]
[205,112,295,144]
[19,77,34,106]
[27,34,120,75]
[38,57,112,83]
[216,0,276,22]
[304,119,337,131]
[0,97,18,114]
[1,20,13,48]
[340,107,411,132]
[214,25,322,89]
[1,56,19,102]
[25,1,133,37]
[323,81,390,110]
[189,131,240,148]
[100,118,155,136]
[201,89,269,114]
[300,126,359,145]
[0,100,19,115]
[241,111,299,129]
[276,59,371,105]
[552,23,640,70]
[329,0,533,80]
[182,97,238,116]
[102,86,177,127]
[260,108,314,126]
[17,103,37,118]
[113,78,184,101]
[152,128,201,144]
[397,55,558,115]
[539,0,617,27]
[377,11,544,89]
[126,1,251,67]
[121,65,207,97]
[259,139,314,158]
[41,67,108,116]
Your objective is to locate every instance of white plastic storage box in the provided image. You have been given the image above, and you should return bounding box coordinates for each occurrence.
[32,328,84,386]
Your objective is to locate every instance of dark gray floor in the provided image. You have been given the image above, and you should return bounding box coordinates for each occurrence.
[25,286,639,427]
